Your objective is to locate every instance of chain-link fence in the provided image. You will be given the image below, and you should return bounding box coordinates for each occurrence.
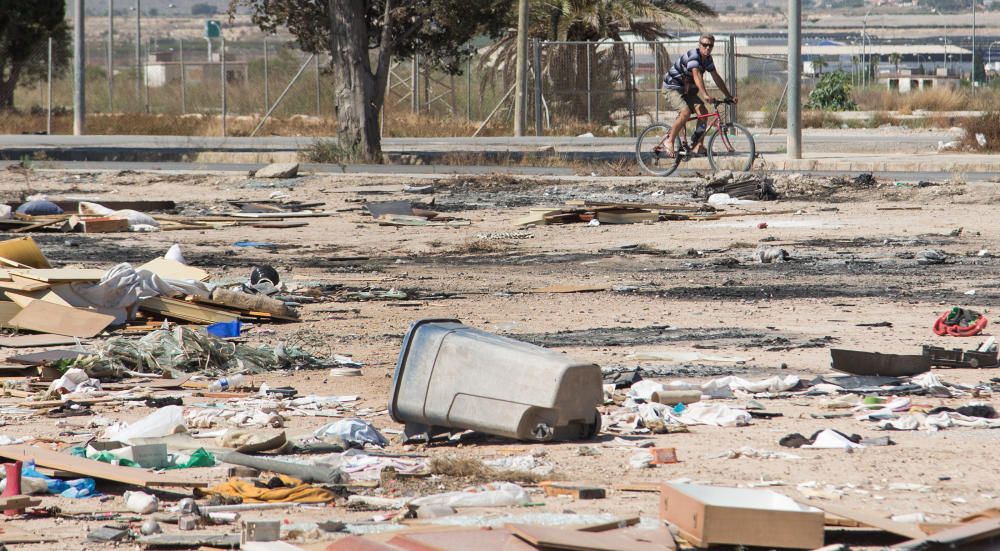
[5,32,750,137]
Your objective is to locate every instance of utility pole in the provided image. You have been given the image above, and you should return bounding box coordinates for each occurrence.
[972,0,977,91]
[513,0,528,136]
[787,0,801,159]
[73,0,86,135]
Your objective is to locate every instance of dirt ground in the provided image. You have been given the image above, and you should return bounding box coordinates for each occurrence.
[0,165,998,549]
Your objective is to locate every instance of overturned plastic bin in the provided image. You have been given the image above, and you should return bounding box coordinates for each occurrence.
[390,319,603,442]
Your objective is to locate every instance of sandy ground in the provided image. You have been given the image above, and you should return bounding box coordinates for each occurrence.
[0,165,998,549]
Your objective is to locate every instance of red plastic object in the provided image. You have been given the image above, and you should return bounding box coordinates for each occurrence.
[933,311,989,337]
[2,461,22,515]
[757,222,768,229]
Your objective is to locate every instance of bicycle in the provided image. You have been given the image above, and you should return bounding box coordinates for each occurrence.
[635,98,755,177]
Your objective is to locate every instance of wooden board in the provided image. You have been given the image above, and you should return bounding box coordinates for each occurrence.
[10,269,106,283]
[530,284,608,293]
[0,334,80,348]
[0,495,41,510]
[136,257,210,282]
[0,276,50,292]
[508,524,666,551]
[139,296,238,324]
[249,221,309,229]
[596,210,660,224]
[541,482,607,500]
[142,374,193,389]
[893,518,1000,550]
[7,349,93,366]
[0,445,207,488]
[9,301,115,338]
[810,502,926,539]
[0,302,20,327]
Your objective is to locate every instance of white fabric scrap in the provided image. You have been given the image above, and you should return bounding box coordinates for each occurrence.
[678,402,752,427]
[801,429,865,449]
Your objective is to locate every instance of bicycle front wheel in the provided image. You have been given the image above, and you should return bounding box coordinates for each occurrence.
[636,123,682,177]
[707,123,755,172]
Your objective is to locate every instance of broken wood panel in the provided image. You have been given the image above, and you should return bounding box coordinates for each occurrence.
[10,269,107,283]
[7,349,94,366]
[0,444,207,488]
[0,301,21,327]
[9,301,115,338]
[0,275,51,292]
[508,523,665,551]
[136,258,210,281]
[807,502,926,539]
[892,518,1000,549]
[139,296,239,325]
[0,334,80,348]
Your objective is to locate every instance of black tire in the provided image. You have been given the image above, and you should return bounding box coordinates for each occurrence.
[707,122,755,172]
[636,123,682,176]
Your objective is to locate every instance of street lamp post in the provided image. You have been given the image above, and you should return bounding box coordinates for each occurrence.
[862,8,872,87]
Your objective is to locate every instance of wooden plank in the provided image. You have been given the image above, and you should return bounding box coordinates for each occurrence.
[7,349,93,366]
[0,445,207,488]
[0,495,41,509]
[0,302,20,327]
[10,216,69,234]
[20,397,117,409]
[541,482,606,500]
[810,502,926,539]
[142,374,193,389]
[508,524,665,551]
[11,269,106,283]
[0,334,80,348]
[596,210,659,224]
[0,276,50,292]
[612,482,661,493]
[9,301,115,338]
[893,518,1000,549]
[139,296,238,324]
[13,200,177,213]
[136,257,210,282]
[578,517,641,533]
[530,284,608,293]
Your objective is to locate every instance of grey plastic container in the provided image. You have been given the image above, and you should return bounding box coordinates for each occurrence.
[389,319,603,442]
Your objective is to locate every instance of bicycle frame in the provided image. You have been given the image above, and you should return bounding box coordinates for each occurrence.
[659,103,735,154]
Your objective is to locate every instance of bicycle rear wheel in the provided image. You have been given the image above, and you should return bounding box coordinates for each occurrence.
[636,123,682,176]
[707,123,755,172]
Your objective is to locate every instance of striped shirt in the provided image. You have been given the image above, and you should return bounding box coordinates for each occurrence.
[663,48,716,91]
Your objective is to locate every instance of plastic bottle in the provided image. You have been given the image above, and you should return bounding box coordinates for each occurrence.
[208,374,245,392]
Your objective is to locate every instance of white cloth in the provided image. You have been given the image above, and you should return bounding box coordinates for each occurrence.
[801,429,865,449]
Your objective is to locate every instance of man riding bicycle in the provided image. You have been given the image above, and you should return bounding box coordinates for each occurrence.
[661,34,737,157]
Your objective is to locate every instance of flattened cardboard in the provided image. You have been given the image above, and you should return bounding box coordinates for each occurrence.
[139,296,239,324]
[892,518,1000,550]
[812,502,925,539]
[659,483,824,549]
[0,301,21,327]
[136,257,210,281]
[9,301,115,338]
[0,275,51,292]
[0,237,51,268]
[0,444,206,488]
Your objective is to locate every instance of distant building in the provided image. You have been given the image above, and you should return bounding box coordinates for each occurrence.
[144,50,248,88]
[880,67,960,93]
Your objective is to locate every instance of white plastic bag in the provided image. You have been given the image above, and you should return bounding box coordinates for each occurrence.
[105,405,186,444]
[408,482,529,508]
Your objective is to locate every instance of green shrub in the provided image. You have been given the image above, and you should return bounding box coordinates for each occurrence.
[805,71,858,111]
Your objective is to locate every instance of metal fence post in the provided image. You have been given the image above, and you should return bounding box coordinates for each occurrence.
[143,38,150,112]
[179,39,186,113]
[727,35,737,124]
[467,57,472,120]
[629,42,636,137]
[47,37,53,135]
[135,0,141,109]
[263,36,269,113]
[410,55,418,113]
[586,43,591,124]
[314,54,320,116]
[108,0,114,113]
[221,38,227,136]
[533,38,542,135]
[654,41,659,122]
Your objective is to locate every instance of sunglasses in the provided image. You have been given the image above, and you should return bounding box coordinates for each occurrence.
[700,42,714,48]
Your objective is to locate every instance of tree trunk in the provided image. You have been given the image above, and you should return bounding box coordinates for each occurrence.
[329,0,382,162]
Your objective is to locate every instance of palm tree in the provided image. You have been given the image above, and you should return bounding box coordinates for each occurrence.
[888,52,902,74]
[480,0,718,124]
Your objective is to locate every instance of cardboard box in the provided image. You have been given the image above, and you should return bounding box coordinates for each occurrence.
[660,483,824,549]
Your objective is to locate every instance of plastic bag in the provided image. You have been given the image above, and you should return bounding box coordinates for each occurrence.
[104,405,185,444]
[409,482,529,508]
[314,418,388,448]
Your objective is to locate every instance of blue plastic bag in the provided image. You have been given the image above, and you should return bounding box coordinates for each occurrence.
[22,460,99,498]
[206,320,241,338]
[15,200,63,216]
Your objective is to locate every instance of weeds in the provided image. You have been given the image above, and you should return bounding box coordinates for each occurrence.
[429,456,551,485]
[959,112,1000,152]
[300,139,353,164]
